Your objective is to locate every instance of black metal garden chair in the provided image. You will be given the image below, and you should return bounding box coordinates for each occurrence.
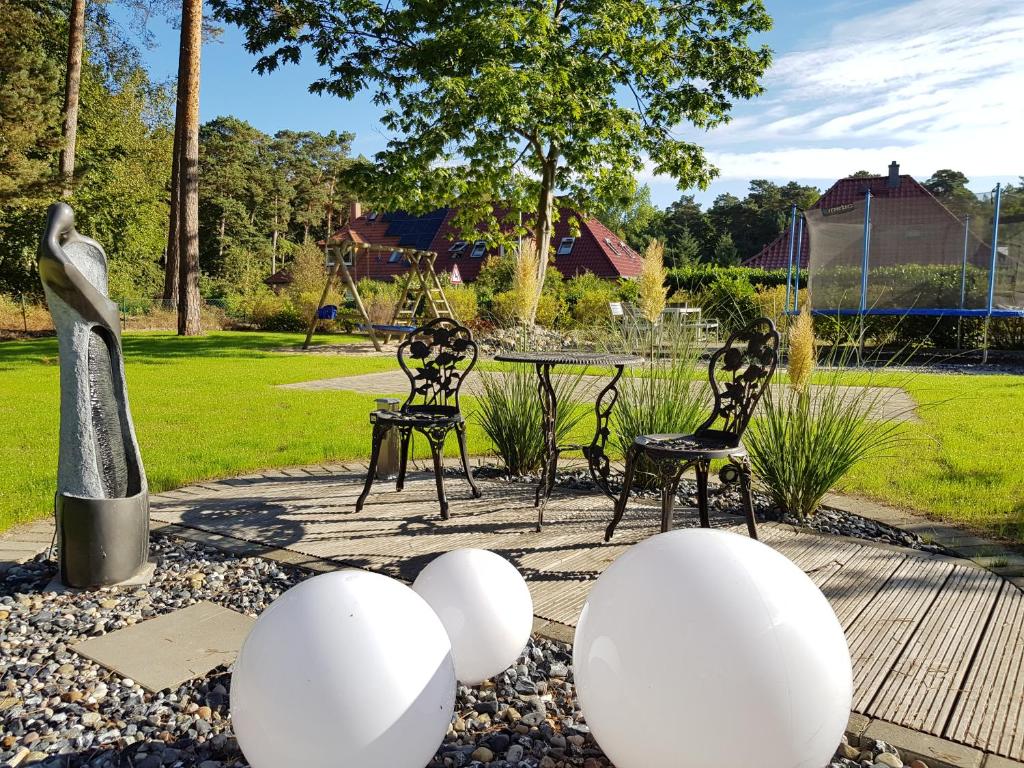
[605,317,780,542]
[355,317,482,518]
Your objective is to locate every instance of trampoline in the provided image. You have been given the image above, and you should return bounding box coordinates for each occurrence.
[783,183,1024,352]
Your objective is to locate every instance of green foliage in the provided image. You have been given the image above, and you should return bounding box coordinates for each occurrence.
[444,283,479,326]
[746,368,908,520]
[0,2,173,298]
[213,0,772,270]
[564,273,618,326]
[476,367,586,476]
[588,183,660,252]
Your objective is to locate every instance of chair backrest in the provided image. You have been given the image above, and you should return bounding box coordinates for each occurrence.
[609,301,624,317]
[695,317,779,442]
[397,317,477,412]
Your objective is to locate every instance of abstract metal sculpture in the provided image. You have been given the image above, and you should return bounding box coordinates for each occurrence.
[38,202,149,588]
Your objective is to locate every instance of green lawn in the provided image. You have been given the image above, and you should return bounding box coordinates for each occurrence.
[1,331,1022,541]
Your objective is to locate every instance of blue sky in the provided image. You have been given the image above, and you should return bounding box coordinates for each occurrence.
[118,0,1023,208]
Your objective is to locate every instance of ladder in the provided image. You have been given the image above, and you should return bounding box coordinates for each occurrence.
[386,251,455,341]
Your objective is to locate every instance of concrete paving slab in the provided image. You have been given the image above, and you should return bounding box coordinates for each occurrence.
[862,719,984,768]
[72,600,254,692]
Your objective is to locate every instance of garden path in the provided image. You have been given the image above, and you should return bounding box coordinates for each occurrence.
[150,467,1023,763]
[278,369,919,421]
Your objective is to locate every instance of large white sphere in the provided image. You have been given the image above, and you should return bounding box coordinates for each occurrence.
[231,570,455,768]
[413,548,533,684]
[574,529,852,768]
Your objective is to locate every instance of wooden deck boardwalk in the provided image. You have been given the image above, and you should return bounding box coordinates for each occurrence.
[150,467,1024,762]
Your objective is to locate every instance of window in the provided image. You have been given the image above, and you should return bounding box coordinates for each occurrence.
[325,247,353,267]
[449,240,468,257]
[470,240,487,258]
[557,237,575,256]
[366,212,378,221]
[604,237,620,255]
[388,250,402,263]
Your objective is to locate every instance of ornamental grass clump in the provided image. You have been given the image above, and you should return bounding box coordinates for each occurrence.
[477,366,585,476]
[745,321,910,520]
[637,239,667,324]
[512,241,540,327]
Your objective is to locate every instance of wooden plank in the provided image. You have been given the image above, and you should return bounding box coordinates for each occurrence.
[946,582,1024,760]
[820,546,909,628]
[844,554,954,712]
[870,564,1003,734]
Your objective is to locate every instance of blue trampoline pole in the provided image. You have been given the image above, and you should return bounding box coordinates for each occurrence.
[983,184,1003,363]
[958,215,969,349]
[784,205,797,313]
[860,190,872,312]
[794,216,804,313]
[986,184,1003,315]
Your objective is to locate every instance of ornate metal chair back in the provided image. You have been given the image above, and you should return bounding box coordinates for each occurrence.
[397,318,477,413]
[695,317,780,443]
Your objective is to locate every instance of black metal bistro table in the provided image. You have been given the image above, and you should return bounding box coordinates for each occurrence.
[493,351,643,530]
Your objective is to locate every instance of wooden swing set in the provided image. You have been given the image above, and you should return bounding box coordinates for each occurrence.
[302,241,455,350]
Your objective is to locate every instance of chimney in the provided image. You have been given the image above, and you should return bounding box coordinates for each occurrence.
[887,161,900,189]
[349,199,362,222]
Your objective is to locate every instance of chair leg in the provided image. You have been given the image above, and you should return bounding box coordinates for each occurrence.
[660,465,684,534]
[455,422,481,498]
[605,444,641,541]
[737,458,759,540]
[396,427,411,491]
[695,460,710,529]
[356,423,386,512]
[425,430,449,520]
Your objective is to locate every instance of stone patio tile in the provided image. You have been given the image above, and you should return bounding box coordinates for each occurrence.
[861,720,984,768]
[72,601,254,692]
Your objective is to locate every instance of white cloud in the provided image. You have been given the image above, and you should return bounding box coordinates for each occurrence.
[676,0,1024,186]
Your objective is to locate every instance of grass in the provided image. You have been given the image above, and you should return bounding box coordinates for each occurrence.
[1,331,1023,542]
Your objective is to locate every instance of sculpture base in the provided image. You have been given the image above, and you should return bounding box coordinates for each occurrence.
[46,559,155,595]
[56,491,149,589]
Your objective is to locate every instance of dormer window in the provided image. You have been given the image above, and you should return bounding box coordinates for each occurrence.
[557,237,575,256]
[470,240,487,258]
[449,240,468,257]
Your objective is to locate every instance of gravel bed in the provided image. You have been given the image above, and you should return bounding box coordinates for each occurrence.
[2,535,932,768]
[470,466,948,554]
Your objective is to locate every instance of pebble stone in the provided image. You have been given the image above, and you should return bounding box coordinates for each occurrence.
[3,531,920,768]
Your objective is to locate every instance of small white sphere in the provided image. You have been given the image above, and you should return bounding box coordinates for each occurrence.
[413,548,533,684]
[573,529,852,768]
[231,570,455,768]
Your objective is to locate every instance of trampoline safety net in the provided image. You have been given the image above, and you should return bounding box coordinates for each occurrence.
[804,190,1024,315]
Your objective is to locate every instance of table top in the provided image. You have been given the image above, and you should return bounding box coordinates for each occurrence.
[494,351,644,366]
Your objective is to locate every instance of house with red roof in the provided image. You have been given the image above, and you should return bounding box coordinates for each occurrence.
[265,202,643,288]
[743,163,949,270]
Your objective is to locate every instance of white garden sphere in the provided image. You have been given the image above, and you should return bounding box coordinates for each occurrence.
[573,528,852,768]
[230,570,455,768]
[413,548,533,684]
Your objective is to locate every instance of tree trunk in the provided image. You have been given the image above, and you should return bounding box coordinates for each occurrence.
[218,213,225,259]
[176,0,202,336]
[531,158,557,324]
[59,0,86,198]
[162,21,189,308]
[272,197,278,274]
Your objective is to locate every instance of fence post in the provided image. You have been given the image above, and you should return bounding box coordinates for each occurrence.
[21,294,28,333]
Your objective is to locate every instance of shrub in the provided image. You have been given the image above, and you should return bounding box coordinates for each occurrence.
[445,283,479,325]
[698,272,758,331]
[563,272,617,327]
[357,279,401,325]
[476,366,586,475]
